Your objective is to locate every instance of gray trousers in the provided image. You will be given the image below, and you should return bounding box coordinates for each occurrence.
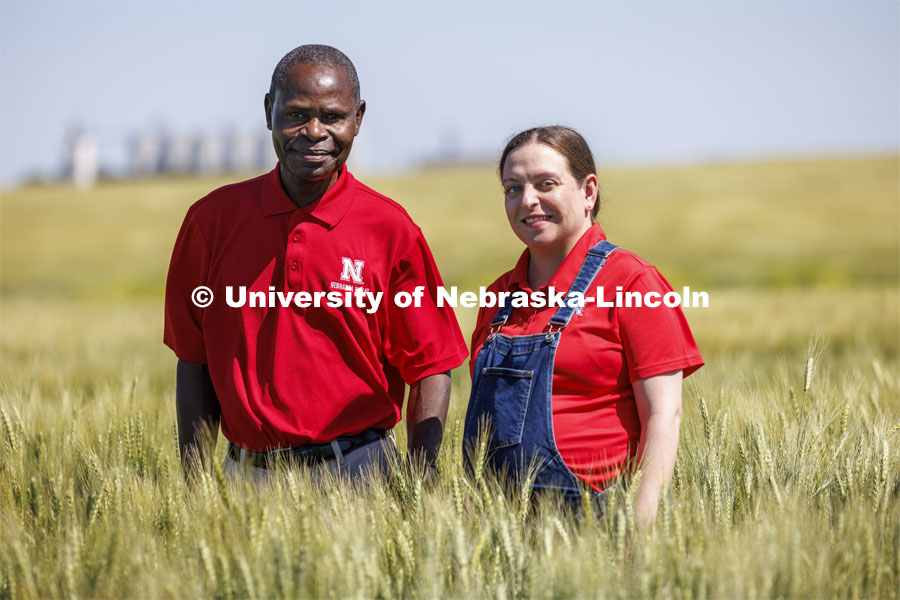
[223,432,399,485]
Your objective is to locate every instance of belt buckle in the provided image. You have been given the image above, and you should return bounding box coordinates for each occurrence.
[291,443,329,461]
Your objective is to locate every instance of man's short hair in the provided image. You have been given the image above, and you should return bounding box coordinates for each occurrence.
[269,44,361,106]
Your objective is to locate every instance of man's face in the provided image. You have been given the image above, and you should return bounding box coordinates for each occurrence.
[265,63,365,183]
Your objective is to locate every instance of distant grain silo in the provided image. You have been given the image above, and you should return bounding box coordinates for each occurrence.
[258,132,277,170]
[131,130,163,176]
[65,130,99,189]
[227,129,260,173]
[162,132,196,174]
[196,131,226,174]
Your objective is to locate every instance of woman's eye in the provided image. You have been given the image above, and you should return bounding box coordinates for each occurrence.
[504,185,521,195]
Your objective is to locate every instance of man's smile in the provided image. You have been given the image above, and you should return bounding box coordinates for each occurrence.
[290,148,335,162]
[291,148,333,155]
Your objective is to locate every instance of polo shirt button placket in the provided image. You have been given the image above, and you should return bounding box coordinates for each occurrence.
[286,221,304,291]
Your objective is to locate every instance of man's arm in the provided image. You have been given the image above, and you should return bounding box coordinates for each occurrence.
[175,359,221,474]
[406,371,451,466]
[632,369,683,528]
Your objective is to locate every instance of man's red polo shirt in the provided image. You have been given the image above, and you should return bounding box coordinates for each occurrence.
[165,165,468,451]
[469,224,703,490]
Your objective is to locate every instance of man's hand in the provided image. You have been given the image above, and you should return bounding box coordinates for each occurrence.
[175,359,221,476]
[406,371,451,467]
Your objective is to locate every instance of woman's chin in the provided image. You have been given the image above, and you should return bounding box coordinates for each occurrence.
[526,241,566,258]
[518,230,564,251]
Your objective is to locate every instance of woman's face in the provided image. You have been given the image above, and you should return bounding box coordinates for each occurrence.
[501,142,596,258]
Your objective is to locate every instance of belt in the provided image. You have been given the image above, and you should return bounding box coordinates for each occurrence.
[227,428,388,469]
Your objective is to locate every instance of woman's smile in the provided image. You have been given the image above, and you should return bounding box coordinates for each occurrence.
[523,214,553,225]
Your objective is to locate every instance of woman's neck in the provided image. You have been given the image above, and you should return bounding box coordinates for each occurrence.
[526,224,593,290]
[527,246,570,290]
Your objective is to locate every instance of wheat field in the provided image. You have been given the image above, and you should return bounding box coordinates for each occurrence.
[1,157,898,598]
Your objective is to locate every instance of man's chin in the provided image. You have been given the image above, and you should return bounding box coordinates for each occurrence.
[282,159,342,183]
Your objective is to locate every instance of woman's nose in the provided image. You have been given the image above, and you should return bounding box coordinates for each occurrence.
[521,185,540,208]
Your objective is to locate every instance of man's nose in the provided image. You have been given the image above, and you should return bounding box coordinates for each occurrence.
[301,118,326,141]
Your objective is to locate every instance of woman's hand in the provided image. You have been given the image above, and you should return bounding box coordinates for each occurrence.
[632,369,683,528]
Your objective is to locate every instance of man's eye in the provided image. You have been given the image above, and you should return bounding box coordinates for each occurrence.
[323,114,342,123]
[504,185,521,195]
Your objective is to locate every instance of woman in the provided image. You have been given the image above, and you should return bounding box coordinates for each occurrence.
[464,126,704,526]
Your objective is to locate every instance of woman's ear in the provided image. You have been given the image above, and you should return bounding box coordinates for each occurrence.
[583,174,599,214]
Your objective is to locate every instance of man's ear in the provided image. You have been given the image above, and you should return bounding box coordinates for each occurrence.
[354,100,366,135]
[264,93,273,130]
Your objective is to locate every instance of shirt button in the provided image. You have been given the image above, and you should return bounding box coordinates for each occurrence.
[290,261,298,271]
[292,234,299,243]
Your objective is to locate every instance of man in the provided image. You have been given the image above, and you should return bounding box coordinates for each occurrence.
[164,45,468,479]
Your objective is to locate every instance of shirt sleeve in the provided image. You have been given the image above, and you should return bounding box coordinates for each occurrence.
[615,266,704,383]
[163,206,210,364]
[383,231,469,384]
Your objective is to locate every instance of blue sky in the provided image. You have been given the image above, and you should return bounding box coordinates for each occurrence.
[1,0,898,184]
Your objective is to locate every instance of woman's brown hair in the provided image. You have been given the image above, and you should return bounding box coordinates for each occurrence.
[499,126,601,220]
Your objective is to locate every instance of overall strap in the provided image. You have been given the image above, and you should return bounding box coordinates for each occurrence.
[490,297,516,328]
[548,240,618,329]
[490,240,619,330]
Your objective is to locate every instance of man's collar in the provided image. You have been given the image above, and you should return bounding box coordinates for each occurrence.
[261,163,355,228]
[507,223,608,292]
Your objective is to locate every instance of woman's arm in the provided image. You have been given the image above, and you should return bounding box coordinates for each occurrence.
[632,369,683,528]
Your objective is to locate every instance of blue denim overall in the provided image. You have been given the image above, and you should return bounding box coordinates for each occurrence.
[463,240,619,505]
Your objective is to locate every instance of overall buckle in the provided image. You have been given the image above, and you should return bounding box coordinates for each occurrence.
[545,323,562,340]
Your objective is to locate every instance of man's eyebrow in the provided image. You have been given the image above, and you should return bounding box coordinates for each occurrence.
[323,103,353,112]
